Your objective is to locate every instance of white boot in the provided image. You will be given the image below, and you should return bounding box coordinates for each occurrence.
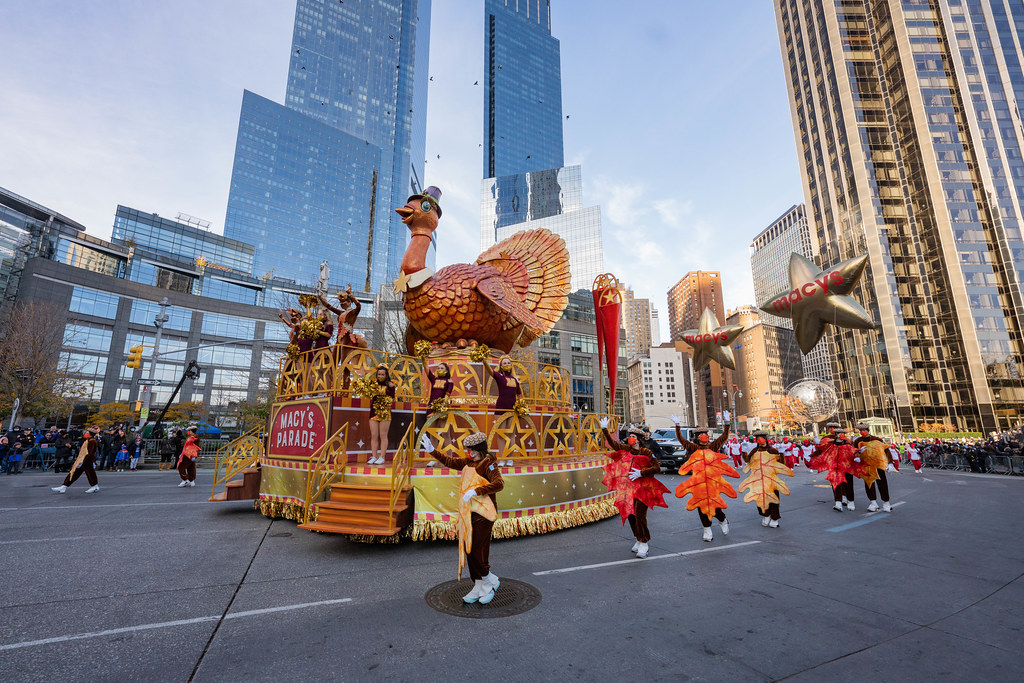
[631,540,641,554]
[833,501,843,512]
[85,485,99,494]
[188,481,196,487]
[768,519,779,528]
[719,517,729,535]
[177,480,189,488]
[867,500,879,512]
[761,516,770,527]
[484,572,500,590]
[846,501,855,511]
[506,459,513,467]
[702,527,713,542]
[882,501,892,512]
[633,542,648,558]
[479,582,497,605]
[51,485,67,494]
[463,580,486,603]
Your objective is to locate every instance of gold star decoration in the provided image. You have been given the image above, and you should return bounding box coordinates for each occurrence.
[759,253,875,354]
[392,270,412,293]
[681,307,744,372]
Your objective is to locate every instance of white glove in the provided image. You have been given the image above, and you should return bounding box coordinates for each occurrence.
[854,457,861,462]
[462,489,476,502]
[599,417,610,429]
[886,463,895,472]
[628,468,641,481]
[420,434,435,453]
[670,415,681,425]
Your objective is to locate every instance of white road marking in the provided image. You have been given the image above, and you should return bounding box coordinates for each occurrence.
[534,540,762,576]
[1,501,220,511]
[0,598,353,652]
[827,501,906,532]
[0,528,267,545]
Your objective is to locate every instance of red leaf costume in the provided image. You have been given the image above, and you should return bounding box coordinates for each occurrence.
[674,425,738,519]
[807,437,864,489]
[602,429,668,523]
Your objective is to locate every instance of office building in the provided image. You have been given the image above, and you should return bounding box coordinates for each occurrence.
[484,0,563,178]
[749,204,831,384]
[626,343,696,427]
[225,0,431,292]
[667,271,731,427]
[775,0,1024,432]
[726,306,801,431]
[621,289,653,361]
[650,308,661,346]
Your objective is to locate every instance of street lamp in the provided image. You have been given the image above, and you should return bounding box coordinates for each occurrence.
[723,384,743,434]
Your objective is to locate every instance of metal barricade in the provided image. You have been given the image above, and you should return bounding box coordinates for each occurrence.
[1011,455,1024,476]
[986,455,1012,474]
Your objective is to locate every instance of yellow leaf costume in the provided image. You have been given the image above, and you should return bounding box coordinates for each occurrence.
[739,450,795,509]
[456,466,496,580]
[858,439,890,488]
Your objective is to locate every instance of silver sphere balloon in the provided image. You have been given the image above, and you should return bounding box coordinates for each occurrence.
[786,380,838,423]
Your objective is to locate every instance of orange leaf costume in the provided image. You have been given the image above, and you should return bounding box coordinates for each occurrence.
[853,435,892,488]
[673,424,737,519]
[601,430,669,523]
[806,438,863,489]
[176,435,200,468]
[739,449,795,509]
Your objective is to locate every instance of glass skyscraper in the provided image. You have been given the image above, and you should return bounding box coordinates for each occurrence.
[775,0,1024,432]
[749,204,832,384]
[484,0,564,178]
[481,2,602,292]
[225,0,431,292]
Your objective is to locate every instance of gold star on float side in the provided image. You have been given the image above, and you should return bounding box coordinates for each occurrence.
[759,253,875,354]
[681,307,744,372]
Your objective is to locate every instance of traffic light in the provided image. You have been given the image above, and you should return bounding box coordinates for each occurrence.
[132,401,142,411]
[126,345,144,370]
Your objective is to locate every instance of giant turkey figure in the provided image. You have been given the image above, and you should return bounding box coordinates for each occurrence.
[392,187,571,354]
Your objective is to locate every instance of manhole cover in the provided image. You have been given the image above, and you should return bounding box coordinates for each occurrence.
[425,578,541,618]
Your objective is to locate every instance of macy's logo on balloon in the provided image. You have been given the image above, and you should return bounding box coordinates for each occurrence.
[683,332,731,345]
[772,272,844,314]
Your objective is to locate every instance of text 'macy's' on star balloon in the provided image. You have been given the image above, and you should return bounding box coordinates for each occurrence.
[759,252,876,355]
[681,307,745,372]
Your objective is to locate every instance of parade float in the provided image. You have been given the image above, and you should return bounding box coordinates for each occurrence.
[211,187,624,542]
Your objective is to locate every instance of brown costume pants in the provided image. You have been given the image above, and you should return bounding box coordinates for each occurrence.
[63,460,97,488]
[865,469,890,502]
[627,501,651,542]
[832,473,855,502]
[178,458,196,482]
[466,512,494,581]
[758,496,781,521]
[697,508,727,528]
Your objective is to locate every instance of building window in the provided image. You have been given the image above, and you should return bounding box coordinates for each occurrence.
[572,378,594,394]
[570,334,598,354]
[202,312,256,338]
[539,331,560,349]
[130,300,192,331]
[69,287,119,319]
[572,357,593,376]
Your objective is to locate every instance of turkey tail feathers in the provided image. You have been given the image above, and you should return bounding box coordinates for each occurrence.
[476,228,571,346]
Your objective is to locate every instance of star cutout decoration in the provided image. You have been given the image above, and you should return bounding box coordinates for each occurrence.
[759,252,875,354]
[392,270,412,293]
[681,307,745,372]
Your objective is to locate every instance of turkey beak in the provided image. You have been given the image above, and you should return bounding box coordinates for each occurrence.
[395,205,414,223]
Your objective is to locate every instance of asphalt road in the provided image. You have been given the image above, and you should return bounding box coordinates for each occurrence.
[1,463,1022,682]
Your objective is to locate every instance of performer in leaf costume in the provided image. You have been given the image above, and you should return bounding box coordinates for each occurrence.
[671,417,736,542]
[740,430,795,528]
[807,422,864,512]
[600,418,669,559]
[421,432,504,605]
[854,422,896,513]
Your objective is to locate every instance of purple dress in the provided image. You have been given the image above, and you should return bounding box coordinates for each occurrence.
[490,368,522,411]
[426,369,454,410]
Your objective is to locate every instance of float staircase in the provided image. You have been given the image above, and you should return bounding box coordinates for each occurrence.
[299,483,413,536]
[210,467,261,501]
[209,426,265,502]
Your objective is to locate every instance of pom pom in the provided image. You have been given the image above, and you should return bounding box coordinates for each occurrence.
[512,398,529,419]
[468,344,491,362]
[414,340,432,358]
[286,343,300,360]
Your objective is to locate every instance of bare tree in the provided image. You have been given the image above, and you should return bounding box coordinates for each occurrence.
[0,301,89,424]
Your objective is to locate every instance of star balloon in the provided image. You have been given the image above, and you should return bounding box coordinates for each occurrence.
[759,253,875,354]
[681,307,744,371]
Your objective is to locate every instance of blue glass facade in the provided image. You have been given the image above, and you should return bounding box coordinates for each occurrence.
[223,90,382,289]
[226,0,431,293]
[485,0,564,178]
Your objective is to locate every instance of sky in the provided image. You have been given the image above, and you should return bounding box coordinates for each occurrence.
[0,0,804,341]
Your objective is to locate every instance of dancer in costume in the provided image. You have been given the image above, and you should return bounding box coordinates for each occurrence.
[489,355,523,467]
[176,428,200,488]
[421,432,504,604]
[311,310,334,351]
[807,423,862,511]
[908,441,922,472]
[367,365,396,465]
[800,438,814,467]
[423,362,454,467]
[670,417,736,542]
[727,436,743,468]
[318,286,368,350]
[51,429,100,494]
[599,418,669,558]
[740,430,794,528]
[854,423,895,513]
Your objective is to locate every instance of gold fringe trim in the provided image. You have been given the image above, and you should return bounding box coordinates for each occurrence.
[411,499,619,541]
[256,499,307,523]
